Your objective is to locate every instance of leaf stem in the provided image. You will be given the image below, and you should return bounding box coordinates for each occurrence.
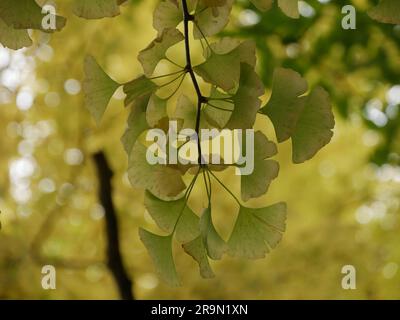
[207,169,241,206]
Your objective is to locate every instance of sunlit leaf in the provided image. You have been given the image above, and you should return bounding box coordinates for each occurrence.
[241,131,279,201]
[153,0,182,35]
[183,236,215,278]
[144,191,200,243]
[193,0,233,39]
[138,28,184,77]
[139,229,180,286]
[128,142,186,199]
[83,55,121,124]
[73,0,121,19]
[278,0,299,19]
[194,50,240,92]
[249,0,273,12]
[368,0,400,24]
[228,203,287,259]
[199,207,227,260]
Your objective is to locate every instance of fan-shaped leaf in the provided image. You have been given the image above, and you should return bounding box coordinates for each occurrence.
[183,236,215,278]
[0,18,32,50]
[368,0,400,24]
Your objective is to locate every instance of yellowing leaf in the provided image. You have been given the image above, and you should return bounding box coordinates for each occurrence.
[250,0,273,12]
[194,0,233,39]
[228,203,287,259]
[368,0,400,24]
[183,236,215,278]
[207,38,256,68]
[138,28,184,77]
[83,55,121,124]
[128,142,186,199]
[123,76,158,107]
[153,0,182,35]
[0,18,32,50]
[0,0,66,32]
[199,207,227,260]
[73,0,121,19]
[278,0,299,19]
[144,191,200,243]
[139,229,180,286]
[241,131,279,201]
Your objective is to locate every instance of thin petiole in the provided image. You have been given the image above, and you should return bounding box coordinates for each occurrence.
[206,102,233,112]
[149,69,185,80]
[207,169,241,207]
[159,71,186,89]
[165,57,184,69]
[164,73,186,100]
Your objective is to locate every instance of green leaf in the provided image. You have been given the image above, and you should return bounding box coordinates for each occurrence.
[0,0,66,32]
[207,38,256,68]
[204,87,233,128]
[139,229,180,286]
[121,94,150,155]
[144,191,200,243]
[146,94,168,127]
[249,0,273,12]
[278,0,299,19]
[261,68,334,163]
[128,142,186,199]
[241,131,279,201]
[199,207,227,260]
[194,0,233,39]
[226,63,265,130]
[228,203,287,259]
[175,94,210,130]
[183,236,215,278]
[368,0,400,24]
[73,0,121,19]
[0,18,32,50]
[194,50,240,92]
[291,86,335,163]
[123,76,158,107]
[83,55,121,124]
[138,28,184,77]
[261,68,308,142]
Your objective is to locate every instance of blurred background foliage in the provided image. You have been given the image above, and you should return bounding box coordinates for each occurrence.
[1,0,400,299]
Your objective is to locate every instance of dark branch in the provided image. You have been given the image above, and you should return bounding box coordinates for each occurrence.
[93,152,134,300]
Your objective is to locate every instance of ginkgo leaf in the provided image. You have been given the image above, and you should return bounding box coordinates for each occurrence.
[174,95,210,130]
[194,51,240,92]
[183,236,215,278]
[249,0,273,12]
[138,28,184,77]
[0,18,32,50]
[226,63,265,130]
[144,191,200,243]
[199,207,227,260]
[368,0,400,24]
[83,55,121,124]
[153,0,182,35]
[0,0,66,32]
[204,87,233,128]
[121,94,150,155]
[261,68,334,163]
[139,229,180,286]
[201,0,227,7]
[193,0,233,39]
[128,142,186,199]
[146,94,168,127]
[207,38,256,68]
[73,0,121,19]
[278,0,299,19]
[228,203,287,259]
[291,86,334,163]
[123,76,158,107]
[261,68,308,142]
[241,131,279,201]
